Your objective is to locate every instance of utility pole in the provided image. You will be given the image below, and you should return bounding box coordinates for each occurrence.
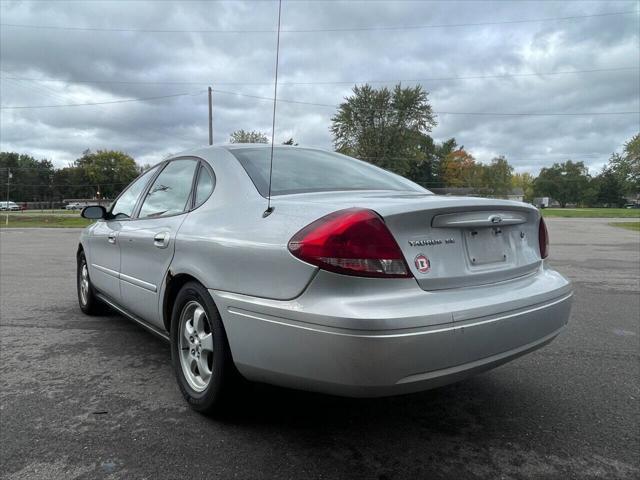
[208,86,213,145]
[49,174,54,213]
[5,168,11,225]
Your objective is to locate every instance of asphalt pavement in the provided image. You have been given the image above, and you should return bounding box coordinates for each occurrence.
[0,218,638,479]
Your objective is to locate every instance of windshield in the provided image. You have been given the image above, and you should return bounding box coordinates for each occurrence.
[228,147,427,197]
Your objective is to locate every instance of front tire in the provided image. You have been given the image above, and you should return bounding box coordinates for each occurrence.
[170,281,238,414]
[77,251,104,315]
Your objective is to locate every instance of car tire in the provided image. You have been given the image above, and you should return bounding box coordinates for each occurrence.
[170,281,240,414]
[77,251,104,315]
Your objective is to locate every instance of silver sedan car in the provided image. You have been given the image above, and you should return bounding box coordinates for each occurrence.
[78,144,572,413]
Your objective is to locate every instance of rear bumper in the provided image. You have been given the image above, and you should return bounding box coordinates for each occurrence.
[211,266,572,397]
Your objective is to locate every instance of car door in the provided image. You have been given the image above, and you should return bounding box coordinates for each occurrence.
[88,166,160,302]
[118,158,199,326]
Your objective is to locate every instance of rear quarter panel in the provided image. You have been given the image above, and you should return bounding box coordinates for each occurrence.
[170,148,324,300]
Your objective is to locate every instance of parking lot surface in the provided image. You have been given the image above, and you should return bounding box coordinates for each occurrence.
[1,218,638,479]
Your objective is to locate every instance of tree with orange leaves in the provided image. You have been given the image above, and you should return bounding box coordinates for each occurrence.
[440,149,482,188]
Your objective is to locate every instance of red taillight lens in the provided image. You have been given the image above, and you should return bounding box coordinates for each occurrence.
[539,217,549,259]
[288,208,412,278]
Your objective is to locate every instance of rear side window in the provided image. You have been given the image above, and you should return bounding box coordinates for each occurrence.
[228,147,425,196]
[194,164,215,207]
[110,165,159,219]
[138,159,198,218]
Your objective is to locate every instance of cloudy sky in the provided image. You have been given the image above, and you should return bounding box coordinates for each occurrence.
[0,0,638,173]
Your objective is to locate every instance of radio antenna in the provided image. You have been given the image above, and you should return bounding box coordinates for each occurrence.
[264,0,282,218]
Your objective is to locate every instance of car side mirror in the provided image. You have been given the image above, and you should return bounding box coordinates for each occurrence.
[81,205,107,220]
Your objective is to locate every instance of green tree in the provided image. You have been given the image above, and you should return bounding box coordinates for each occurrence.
[229,130,269,144]
[534,160,592,207]
[282,138,298,146]
[511,172,536,202]
[75,149,139,199]
[0,152,55,202]
[406,137,457,188]
[607,133,639,197]
[594,168,626,207]
[52,165,91,200]
[482,156,514,197]
[330,84,437,177]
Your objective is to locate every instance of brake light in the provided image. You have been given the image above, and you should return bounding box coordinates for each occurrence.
[539,217,549,259]
[288,208,412,278]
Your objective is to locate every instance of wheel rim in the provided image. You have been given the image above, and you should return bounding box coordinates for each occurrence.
[178,300,214,392]
[79,262,90,306]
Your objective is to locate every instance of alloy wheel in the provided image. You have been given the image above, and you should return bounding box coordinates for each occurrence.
[79,262,90,306]
[178,300,214,392]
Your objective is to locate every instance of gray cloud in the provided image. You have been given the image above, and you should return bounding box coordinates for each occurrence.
[0,0,638,174]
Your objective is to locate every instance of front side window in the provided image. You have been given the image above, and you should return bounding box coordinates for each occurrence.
[110,166,159,219]
[138,159,198,218]
[228,147,427,196]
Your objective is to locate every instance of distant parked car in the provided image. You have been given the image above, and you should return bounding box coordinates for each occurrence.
[624,203,640,209]
[0,201,20,211]
[77,145,573,414]
[66,202,83,210]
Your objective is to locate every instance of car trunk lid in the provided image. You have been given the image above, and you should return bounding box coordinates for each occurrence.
[275,191,542,290]
[379,201,541,290]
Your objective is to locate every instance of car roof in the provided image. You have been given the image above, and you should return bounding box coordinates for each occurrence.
[221,143,273,150]
[168,143,321,157]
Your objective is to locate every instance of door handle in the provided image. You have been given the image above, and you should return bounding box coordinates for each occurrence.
[108,232,117,244]
[153,232,170,248]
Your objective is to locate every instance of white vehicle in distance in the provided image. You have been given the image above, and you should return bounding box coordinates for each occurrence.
[0,201,21,211]
[66,202,84,210]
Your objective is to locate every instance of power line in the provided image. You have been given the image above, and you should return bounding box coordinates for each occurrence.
[2,66,636,87]
[1,0,622,2]
[430,111,639,117]
[0,167,56,171]
[0,10,635,34]
[1,77,71,104]
[1,182,130,187]
[210,88,640,116]
[1,85,637,116]
[0,90,206,109]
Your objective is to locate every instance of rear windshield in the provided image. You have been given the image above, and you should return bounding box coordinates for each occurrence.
[228,147,426,196]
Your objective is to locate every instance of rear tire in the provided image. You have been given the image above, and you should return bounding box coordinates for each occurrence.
[77,251,104,315]
[170,281,239,414]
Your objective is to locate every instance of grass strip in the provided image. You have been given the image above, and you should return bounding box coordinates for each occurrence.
[0,215,92,228]
[542,208,640,218]
[608,222,640,232]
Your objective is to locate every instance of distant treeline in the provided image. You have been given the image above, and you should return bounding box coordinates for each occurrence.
[0,150,140,202]
[1,84,638,207]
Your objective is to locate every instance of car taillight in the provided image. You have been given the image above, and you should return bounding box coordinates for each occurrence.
[539,217,549,259]
[288,208,412,278]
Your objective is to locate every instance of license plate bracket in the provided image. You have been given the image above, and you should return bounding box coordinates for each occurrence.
[464,227,508,266]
